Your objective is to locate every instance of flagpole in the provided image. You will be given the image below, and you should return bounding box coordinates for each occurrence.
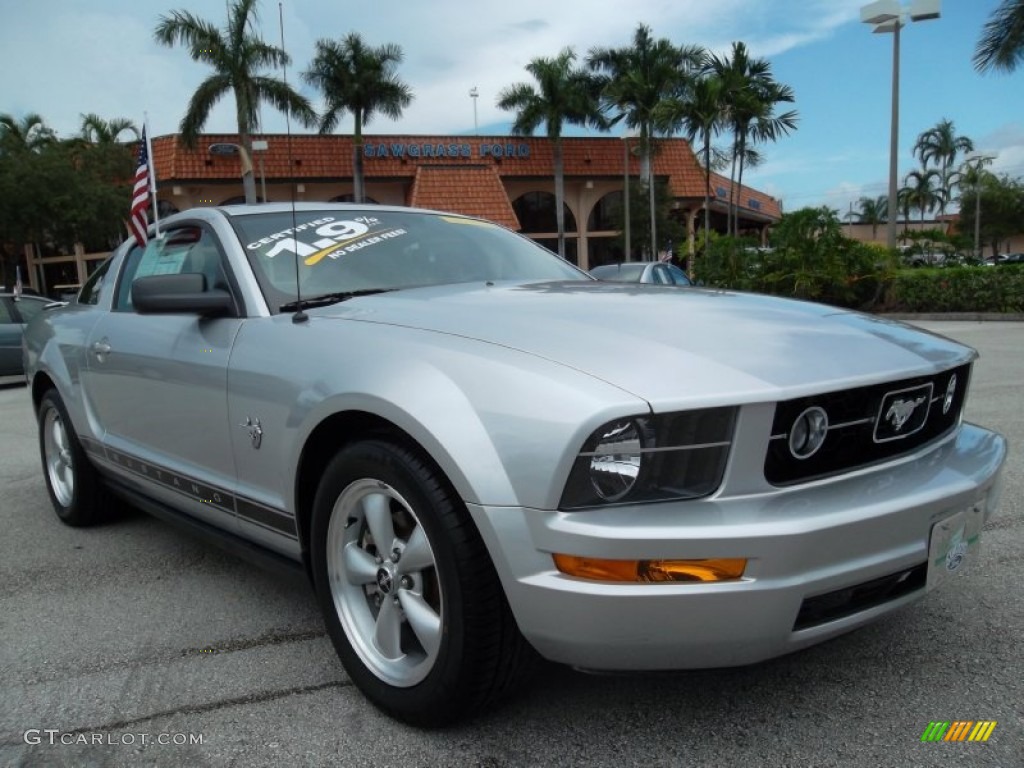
[144,112,161,240]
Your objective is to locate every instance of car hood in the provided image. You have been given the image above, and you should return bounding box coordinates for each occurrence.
[316,280,974,408]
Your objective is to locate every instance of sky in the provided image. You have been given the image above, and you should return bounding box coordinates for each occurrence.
[2,0,1022,218]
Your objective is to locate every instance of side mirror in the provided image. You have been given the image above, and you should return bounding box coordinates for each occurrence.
[132,273,234,316]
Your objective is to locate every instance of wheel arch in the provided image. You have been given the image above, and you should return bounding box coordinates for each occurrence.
[31,371,57,413]
[293,410,470,577]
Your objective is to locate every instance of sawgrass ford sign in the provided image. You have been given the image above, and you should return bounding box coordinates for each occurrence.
[363,141,531,159]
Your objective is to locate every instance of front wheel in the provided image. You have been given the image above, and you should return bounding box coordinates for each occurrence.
[310,439,534,726]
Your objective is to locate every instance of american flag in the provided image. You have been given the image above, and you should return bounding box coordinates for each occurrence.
[129,128,151,247]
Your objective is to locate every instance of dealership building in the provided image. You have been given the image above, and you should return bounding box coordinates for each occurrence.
[26,133,781,293]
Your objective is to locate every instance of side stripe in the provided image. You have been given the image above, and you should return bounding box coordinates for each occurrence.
[81,437,297,538]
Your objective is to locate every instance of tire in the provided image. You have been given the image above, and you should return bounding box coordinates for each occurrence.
[310,439,535,726]
[37,389,114,527]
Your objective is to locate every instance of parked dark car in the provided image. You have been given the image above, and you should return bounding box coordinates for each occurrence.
[0,292,54,379]
[590,261,692,285]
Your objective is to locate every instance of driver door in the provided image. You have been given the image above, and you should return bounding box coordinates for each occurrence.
[81,224,243,531]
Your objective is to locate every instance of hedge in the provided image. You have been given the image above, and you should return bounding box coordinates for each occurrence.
[885,265,1024,313]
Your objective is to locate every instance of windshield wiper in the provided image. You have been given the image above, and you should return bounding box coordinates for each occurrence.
[279,288,396,312]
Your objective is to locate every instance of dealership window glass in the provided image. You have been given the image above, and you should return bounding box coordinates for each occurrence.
[330,194,380,204]
[587,191,623,231]
[587,237,624,269]
[512,192,576,233]
[219,195,265,205]
[530,238,578,266]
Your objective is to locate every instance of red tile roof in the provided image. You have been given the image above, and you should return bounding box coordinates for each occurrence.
[151,134,781,221]
[407,166,519,229]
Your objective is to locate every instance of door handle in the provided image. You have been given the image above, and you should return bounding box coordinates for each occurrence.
[91,340,111,356]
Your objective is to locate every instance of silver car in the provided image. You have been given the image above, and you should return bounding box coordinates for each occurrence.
[23,203,1006,726]
[590,260,693,285]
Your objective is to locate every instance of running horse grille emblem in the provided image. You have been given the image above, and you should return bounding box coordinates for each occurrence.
[886,396,927,431]
[874,382,933,443]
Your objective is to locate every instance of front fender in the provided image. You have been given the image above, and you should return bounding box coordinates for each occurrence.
[228,315,646,511]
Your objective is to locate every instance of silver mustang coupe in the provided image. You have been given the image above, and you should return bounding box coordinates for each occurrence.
[24,203,1006,725]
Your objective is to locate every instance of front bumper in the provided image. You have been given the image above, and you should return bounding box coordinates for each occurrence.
[468,423,1006,670]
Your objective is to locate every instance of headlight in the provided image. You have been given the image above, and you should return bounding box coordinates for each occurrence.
[560,407,736,509]
[588,420,645,501]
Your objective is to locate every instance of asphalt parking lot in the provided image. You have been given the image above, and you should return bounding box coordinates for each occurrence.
[0,320,1021,768]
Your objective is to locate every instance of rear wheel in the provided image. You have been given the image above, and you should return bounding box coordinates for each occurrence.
[38,390,113,526]
[310,439,534,726]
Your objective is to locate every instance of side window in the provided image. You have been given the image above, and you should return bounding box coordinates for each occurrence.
[78,258,113,306]
[0,298,13,324]
[115,227,228,312]
[13,297,49,324]
[651,265,671,285]
[666,264,691,286]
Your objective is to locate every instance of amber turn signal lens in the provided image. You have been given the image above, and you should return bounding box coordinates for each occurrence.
[553,554,746,583]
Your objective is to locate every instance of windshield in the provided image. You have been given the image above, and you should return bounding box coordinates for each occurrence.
[591,264,646,282]
[231,209,588,312]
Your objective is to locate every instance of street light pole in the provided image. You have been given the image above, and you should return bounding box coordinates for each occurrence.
[861,0,941,249]
[469,87,479,135]
[886,20,901,250]
[623,135,631,261]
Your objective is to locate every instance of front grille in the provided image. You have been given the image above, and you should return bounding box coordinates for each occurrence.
[793,563,926,630]
[765,363,970,486]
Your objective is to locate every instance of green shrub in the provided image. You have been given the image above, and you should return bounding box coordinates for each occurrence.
[693,206,1024,313]
[888,265,1024,312]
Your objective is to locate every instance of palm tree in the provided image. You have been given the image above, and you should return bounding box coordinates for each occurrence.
[974,0,1024,72]
[497,49,605,259]
[711,42,798,236]
[902,168,945,224]
[154,0,316,204]
[896,186,914,234]
[856,195,888,240]
[303,33,413,204]
[79,114,139,144]
[655,63,724,266]
[588,24,704,257]
[913,119,973,216]
[0,113,56,154]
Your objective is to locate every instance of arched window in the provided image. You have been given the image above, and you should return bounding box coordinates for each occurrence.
[587,191,623,231]
[218,195,264,205]
[329,194,380,204]
[511,192,576,233]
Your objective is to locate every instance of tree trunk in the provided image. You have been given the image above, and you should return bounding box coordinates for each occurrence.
[353,110,365,204]
[554,138,566,260]
[728,134,739,237]
[735,133,747,239]
[239,130,257,205]
[701,128,711,280]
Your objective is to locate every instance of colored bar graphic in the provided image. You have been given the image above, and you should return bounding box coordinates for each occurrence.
[969,721,997,742]
[945,721,973,741]
[921,721,996,742]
